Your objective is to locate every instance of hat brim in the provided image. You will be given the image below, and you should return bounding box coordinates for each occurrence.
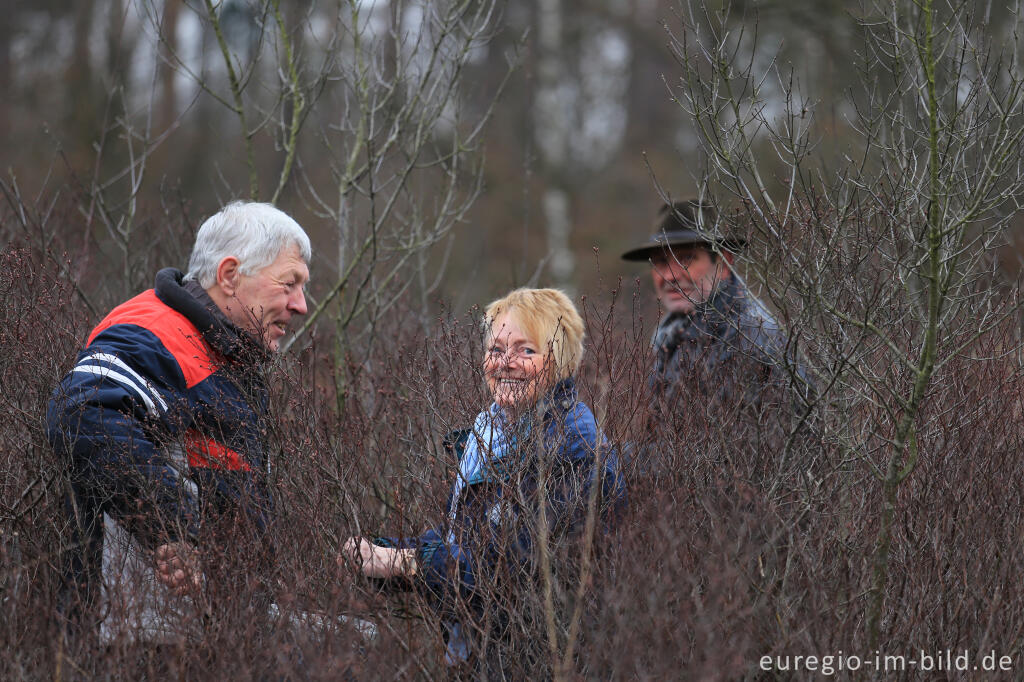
[621,230,747,262]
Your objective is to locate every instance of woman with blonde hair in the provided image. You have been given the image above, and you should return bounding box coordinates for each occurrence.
[341,287,624,675]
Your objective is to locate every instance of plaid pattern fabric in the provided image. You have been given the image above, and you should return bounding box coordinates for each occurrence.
[651,274,815,410]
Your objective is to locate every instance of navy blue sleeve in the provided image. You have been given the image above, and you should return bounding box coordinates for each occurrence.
[46,325,201,548]
[375,528,478,604]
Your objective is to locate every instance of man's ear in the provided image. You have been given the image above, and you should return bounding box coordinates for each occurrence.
[215,256,242,295]
[717,250,735,279]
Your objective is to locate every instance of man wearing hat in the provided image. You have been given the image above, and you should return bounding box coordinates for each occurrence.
[622,199,813,413]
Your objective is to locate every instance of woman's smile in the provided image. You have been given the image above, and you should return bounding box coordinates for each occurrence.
[484,312,550,411]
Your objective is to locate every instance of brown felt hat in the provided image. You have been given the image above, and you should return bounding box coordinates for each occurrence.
[621,199,746,262]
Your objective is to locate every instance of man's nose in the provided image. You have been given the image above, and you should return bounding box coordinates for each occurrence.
[290,289,308,316]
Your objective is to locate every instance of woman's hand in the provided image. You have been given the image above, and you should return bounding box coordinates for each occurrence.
[339,537,417,579]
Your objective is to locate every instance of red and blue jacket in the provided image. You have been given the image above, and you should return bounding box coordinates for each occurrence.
[48,268,273,609]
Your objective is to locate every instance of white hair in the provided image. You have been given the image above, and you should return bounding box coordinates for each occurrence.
[185,201,312,288]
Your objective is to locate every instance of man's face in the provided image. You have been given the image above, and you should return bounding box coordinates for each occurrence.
[230,244,310,351]
[650,246,731,315]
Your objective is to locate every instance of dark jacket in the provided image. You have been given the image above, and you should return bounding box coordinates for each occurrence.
[651,274,815,413]
[378,378,625,671]
[47,268,274,634]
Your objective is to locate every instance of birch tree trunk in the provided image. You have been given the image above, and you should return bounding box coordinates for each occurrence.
[535,0,575,291]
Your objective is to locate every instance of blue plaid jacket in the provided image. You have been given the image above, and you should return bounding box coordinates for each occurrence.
[651,274,815,410]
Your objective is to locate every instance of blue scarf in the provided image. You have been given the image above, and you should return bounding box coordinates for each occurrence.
[443,403,528,666]
[446,403,528,544]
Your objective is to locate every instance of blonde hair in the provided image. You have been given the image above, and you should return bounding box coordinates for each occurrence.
[484,288,585,381]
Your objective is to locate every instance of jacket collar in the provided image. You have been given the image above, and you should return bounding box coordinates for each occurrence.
[491,376,578,432]
[448,377,580,464]
[534,376,578,421]
[655,273,743,346]
[154,268,269,364]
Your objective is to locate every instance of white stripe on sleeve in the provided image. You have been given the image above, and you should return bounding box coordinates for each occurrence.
[72,366,161,416]
[80,353,169,411]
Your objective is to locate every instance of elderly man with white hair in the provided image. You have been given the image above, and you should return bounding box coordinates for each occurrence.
[48,201,311,646]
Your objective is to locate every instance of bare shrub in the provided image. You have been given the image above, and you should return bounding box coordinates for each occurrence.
[0,245,90,679]
[4,198,1024,679]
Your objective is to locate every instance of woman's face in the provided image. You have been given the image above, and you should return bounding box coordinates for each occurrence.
[484,311,550,412]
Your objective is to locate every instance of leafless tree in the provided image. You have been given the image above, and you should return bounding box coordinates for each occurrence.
[668,0,1024,647]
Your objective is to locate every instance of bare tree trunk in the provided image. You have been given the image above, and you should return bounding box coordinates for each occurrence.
[0,8,11,139]
[66,0,97,157]
[542,186,575,291]
[535,0,575,291]
[158,0,181,133]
